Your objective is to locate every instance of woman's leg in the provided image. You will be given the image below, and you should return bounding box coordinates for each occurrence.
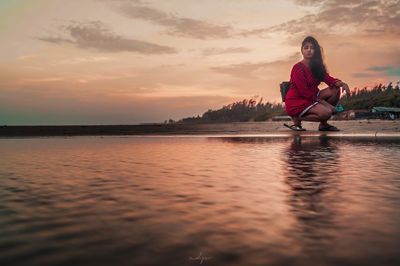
[291,116,301,126]
[318,86,341,106]
[299,103,332,124]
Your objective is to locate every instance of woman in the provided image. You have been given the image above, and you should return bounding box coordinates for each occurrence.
[284,36,350,131]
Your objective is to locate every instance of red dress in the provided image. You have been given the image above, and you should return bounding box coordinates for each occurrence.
[285,61,340,117]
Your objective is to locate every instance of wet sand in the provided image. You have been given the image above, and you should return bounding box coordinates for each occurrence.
[1,120,399,137]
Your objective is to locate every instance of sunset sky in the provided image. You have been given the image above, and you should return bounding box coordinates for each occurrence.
[1,0,399,125]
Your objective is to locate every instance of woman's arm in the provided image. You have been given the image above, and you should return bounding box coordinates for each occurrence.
[324,73,350,98]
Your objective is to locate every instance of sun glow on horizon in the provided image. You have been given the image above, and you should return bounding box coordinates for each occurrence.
[0,0,399,125]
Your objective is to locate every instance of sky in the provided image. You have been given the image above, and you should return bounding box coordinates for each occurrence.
[0,0,399,125]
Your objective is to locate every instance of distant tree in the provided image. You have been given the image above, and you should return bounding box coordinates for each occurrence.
[339,81,400,109]
[178,95,286,123]
[176,81,400,124]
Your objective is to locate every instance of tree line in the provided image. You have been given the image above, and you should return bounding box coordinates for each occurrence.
[176,96,286,124]
[339,81,400,110]
[166,81,400,124]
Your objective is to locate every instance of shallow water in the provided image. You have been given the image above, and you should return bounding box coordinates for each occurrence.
[1,135,400,266]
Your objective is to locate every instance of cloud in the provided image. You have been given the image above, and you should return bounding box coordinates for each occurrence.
[366,65,400,77]
[211,62,270,79]
[56,56,115,65]
[19,77,65,83]
[17,54,41,61]
[201,47,252,56]
[310,1,399,34]
[352,72,378,78]
[241,0,400,38]
[37,21,177,54]
[106,1,234,39]
[352,65,400,78]
[292,0,325,5]
[211,53,299,78]
[235,28,271,38]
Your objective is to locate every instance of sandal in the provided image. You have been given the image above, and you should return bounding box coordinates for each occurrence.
[284,123,306,131]
[319,124,340,131]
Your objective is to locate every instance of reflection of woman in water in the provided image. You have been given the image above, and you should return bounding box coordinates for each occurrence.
[285,135,340,254]
[284,36,351,131]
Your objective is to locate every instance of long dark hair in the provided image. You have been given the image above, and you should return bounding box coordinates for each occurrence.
[302,36,326,82]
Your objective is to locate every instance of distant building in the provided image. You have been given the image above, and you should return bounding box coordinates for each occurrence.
[371,107,400,120]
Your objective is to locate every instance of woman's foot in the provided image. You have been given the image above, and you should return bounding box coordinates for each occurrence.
[292,117,302,126]
[318,123,340,131]
[284,117,306,131]
[284,123,306,131]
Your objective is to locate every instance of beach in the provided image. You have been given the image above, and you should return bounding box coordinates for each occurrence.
[1,120,400,137]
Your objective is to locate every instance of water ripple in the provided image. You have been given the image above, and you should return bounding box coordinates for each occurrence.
[0,136,400,266]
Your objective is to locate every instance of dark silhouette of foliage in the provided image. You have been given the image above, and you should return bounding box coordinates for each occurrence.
[178,96,285,123]
[339,81,400,110]
[175,81,400,124]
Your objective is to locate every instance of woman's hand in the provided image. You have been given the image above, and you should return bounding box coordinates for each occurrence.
[341,83,351,98]
[329,104,337,114]
[334,80,351,98]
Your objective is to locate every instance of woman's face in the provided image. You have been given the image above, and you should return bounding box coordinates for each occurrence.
[301,42,314,59]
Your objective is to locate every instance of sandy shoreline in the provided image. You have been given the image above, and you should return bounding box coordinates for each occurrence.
[1,120,400,137]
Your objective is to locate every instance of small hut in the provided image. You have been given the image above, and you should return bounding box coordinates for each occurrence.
[371,107,400,120]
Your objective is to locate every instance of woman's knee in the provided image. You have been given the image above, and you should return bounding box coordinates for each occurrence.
[315,105,332,120]
[320,111,332,121]
[319,86,340,99]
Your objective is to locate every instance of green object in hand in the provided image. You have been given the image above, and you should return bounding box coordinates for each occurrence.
[335,104,344,113]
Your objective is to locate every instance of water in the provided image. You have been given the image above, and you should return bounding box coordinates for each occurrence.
[1,135,400,266]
